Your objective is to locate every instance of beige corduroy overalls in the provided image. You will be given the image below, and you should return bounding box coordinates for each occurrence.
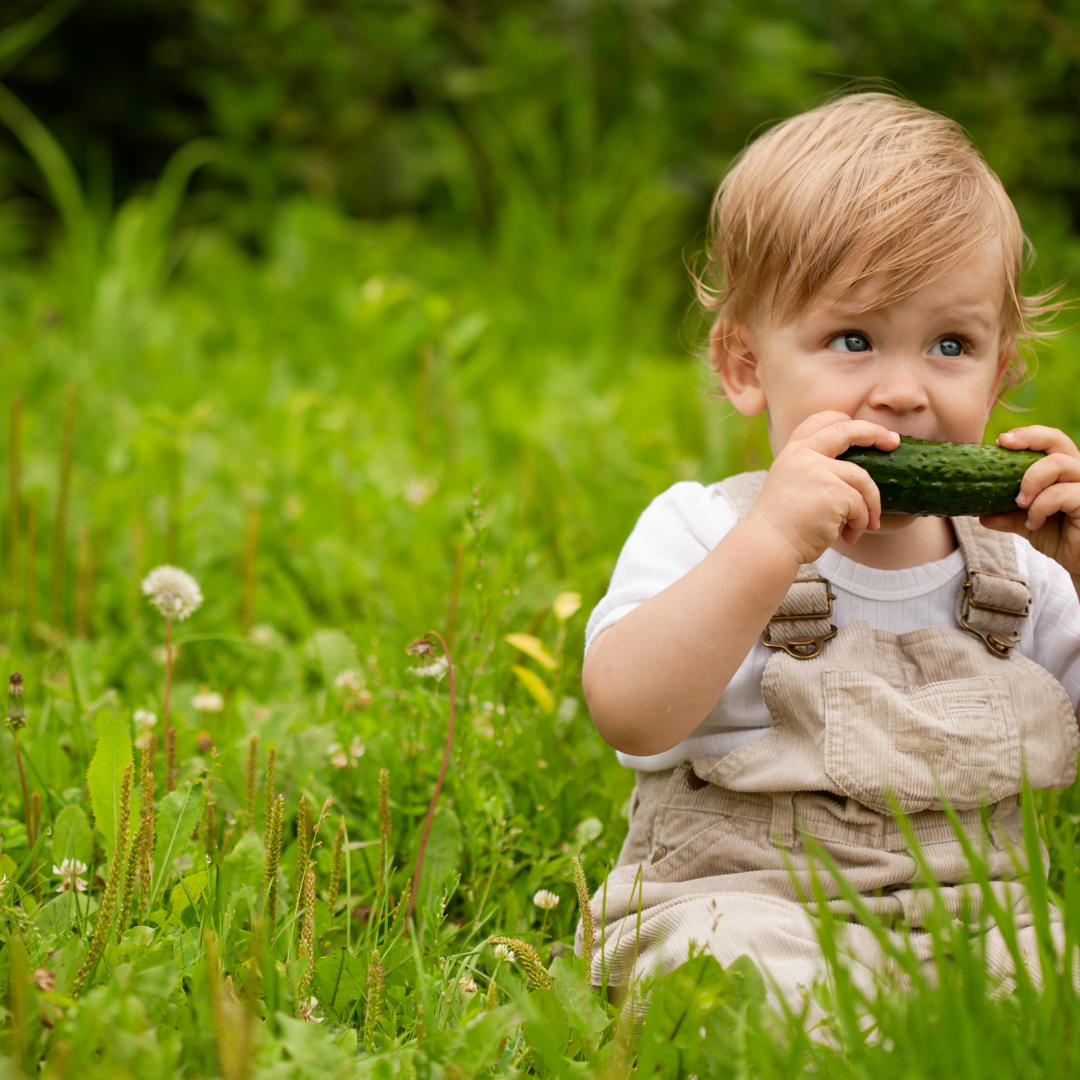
[584,471,1079,1009]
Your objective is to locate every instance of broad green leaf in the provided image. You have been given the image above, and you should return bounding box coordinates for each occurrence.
[170,870,208,914]
[416,804,462,912]
[504,633,557,670]
[151,781,204,909]
[86,719,133,857]
[51,804,92,867]
[311,628,358,685]
[521,987,571,1073]
[223,830,265,892]
[571,817,603,852]
[511,665,555,713]
[312,947,365,1017]
[419,1004,520,1072]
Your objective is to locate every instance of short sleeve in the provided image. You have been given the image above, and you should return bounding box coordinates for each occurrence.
[1018,537,1080,711]
[584,481,740,654]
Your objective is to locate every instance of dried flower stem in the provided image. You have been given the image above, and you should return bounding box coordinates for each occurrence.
[407,631,455,922]
[7,674,33,891]
[73,762,133,994]
[138,734,157,912]
[29,790,40,899]
[163,615,175,791]
[363,949,385,1052]
[486,935,552,989]
[50,383,76,628]
[572,855,595,968]
[263,793,284,927]
[296,867,316,1006]
[243,733,258,830]
[327,817,345,920]
[264,744,276,827]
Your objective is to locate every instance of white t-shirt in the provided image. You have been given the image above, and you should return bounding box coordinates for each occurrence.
[585,480,1080,772]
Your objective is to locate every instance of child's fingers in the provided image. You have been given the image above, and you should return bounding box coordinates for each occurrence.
[998,425,1080,458]
[1015,452,1080,509]
[802,418,900,460]
[978,509,1029,536]
[1020,481,1080,532]
[832,460,880,537]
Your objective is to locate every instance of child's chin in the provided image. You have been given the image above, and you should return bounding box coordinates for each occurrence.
[876,512,921,533]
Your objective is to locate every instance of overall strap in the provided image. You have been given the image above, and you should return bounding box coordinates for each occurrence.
[715,471,837,660]
[950,517,1030,659]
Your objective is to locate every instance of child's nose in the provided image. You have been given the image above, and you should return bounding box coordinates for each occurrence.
[866,361,928,415]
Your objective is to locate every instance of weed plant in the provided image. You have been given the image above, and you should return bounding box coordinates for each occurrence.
[1,85,1080,1079]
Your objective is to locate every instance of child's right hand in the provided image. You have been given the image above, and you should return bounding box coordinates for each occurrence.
[746,411,901,566]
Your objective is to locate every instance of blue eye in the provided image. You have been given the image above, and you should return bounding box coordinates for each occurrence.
[827,333,871,353]
[929,338,964,357]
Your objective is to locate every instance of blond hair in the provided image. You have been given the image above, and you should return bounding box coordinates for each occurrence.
[698,92,1062,392]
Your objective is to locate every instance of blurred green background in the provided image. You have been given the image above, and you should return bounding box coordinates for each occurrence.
[4,0,1080,654]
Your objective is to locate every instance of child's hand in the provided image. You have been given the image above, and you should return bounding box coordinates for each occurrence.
[980,426,1080,576]
[747,411,900,566]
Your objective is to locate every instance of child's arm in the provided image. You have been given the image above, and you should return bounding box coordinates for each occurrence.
[583,412,899,757]
[982,425,1080,730]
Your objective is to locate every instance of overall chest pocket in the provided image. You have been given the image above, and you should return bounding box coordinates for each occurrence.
[822,672,1018,813]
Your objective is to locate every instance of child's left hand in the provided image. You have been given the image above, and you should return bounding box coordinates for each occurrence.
[980,426,1080,577]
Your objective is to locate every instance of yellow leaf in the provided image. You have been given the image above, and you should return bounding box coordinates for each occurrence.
[552,591,582,621]
[512,666,556,714]
[504,633,557,671]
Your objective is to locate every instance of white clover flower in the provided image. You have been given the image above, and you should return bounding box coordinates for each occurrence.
[457,976,478,995]
[533,889,560,911]
[53,858,88,894]
[408,656,449,681]
[298,996,323,1022]
[192,690,225,713]
[133,709,157,726]
[334,669,363,692]
[141,565,203,620]
[249,624,275,645]
[493,944,515,963]
[328,735,365,769]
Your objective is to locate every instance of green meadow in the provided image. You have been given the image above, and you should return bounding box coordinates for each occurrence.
[3,1,1080,1076]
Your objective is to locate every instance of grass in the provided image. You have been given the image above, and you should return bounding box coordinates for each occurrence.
[1,112,1080,1077]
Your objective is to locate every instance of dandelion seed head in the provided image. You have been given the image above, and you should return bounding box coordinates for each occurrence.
[408,656,448,681]
[533,889,560,911]
[493,944,515,963]
[141,565,203,620]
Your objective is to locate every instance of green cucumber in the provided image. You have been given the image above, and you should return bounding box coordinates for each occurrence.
[838,435,1044,517]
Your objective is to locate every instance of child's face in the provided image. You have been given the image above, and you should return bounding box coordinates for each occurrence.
[717,244,1010,455]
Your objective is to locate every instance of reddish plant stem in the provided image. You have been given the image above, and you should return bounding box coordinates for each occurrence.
[163,615,175,791]
[407,631,455,922]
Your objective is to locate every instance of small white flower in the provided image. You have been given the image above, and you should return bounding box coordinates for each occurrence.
[533,889,560,911]
[0,874,8,898]
[404,477,436,506]
[493,944,515,963]
[458,976,478,995]
[328,735,365,769]
[408,656,449,681]
[298,996,323,1022]
[192,690,225,713]
[53,859,88,894]
[334,669,363,692]
[134,709,157,726]
[141,565,203,620]
[249,624,275,645]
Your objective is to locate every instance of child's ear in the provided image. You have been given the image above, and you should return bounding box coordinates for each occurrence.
[711,319,767,417]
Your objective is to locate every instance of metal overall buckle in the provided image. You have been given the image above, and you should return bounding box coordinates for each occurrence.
[761,577,838,660]
[959,571,1029,658]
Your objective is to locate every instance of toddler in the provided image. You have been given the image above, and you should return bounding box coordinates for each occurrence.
[580,93,1080,1011]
